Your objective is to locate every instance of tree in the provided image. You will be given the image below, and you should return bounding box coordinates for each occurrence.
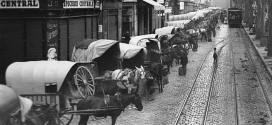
[245,0,254,27]
[260,0,267,46]
[268,0,272,56]
[254,0,262,39]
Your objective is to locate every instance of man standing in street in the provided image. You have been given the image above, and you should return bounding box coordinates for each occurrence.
[180,50,188,76]
[206,25,213,42]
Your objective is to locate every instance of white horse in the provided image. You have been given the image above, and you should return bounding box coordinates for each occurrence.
[111,66,146,94]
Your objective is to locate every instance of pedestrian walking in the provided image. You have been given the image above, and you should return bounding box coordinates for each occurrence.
[180,50,188,76]
[213,48,218,64]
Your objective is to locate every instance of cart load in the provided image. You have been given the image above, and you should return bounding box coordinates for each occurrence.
[71,39,120,75]
[0,84,33,125]
[166,20,191,28]
[187,29,199,37]
[119,43,147,69]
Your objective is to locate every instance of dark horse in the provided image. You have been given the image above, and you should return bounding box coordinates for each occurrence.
[77,93,143,125]
[161,52,172,74]
[146,63,164,93]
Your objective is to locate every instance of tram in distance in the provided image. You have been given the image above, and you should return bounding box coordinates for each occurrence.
[227,7,242,27]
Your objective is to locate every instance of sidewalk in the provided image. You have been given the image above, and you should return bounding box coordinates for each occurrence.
[243,25,272,78]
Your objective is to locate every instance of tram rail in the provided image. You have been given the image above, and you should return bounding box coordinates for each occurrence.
[173,38,227,125]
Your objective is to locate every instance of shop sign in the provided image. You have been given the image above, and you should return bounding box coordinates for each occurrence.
[165,8,172,13]
[46,0,62,9]
[0,0,40,9]
[179,2,184,10]
[46,20,58,61]
[63,0,100,9]
[99,25,102,32]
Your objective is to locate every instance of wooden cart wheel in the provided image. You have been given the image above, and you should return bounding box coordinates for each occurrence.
[59,106,74,125]
[74,66,95,98]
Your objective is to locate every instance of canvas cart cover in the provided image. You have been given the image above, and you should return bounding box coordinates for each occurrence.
[166,20,191,28]
[6,61,77,94]
[155,26,176,35]
[119,43,147,59]
[129,34,162,64]
[71,39,119,62]
[169,12,197,21]
[129,34,161,50]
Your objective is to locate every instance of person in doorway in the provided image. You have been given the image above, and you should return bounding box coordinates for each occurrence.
[124,31,130,44]
[213,48,218,64]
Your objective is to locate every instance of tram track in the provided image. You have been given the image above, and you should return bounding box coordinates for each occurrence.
[212,27,272,125]
[173,37,227,125]
[230,28,239,125]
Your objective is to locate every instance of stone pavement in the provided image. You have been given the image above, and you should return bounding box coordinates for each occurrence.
[243,26,272,79]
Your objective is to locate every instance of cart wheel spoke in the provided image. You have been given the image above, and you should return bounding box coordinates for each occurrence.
[87,85,94,95]
[76,74,84,81]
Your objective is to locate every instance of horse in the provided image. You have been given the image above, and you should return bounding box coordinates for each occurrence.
[170,45,182,65]
[147,63,164,93]
[77,93,143,125]
[161,53,172,74]
[111,68,138,94]
[134,66,157,100]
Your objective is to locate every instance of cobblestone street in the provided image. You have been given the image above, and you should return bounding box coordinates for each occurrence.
[67,24,272,125]
[65,23,224,125]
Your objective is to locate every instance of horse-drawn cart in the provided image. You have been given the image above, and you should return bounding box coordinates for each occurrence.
[129,34,166,92]
[5,39,138,125]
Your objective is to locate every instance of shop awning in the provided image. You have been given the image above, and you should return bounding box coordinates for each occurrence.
[143,0,165,10]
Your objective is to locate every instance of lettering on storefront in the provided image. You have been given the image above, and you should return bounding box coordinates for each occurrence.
[46,20,59,60]
[63,0,100,9]
[0,0,39,8]
[47,0,60,8]
[47,23,58,42]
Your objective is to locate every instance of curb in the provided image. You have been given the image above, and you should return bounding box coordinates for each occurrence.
[242,26,272,79]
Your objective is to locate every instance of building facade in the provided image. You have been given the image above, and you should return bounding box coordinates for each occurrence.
[0,0,123,84]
